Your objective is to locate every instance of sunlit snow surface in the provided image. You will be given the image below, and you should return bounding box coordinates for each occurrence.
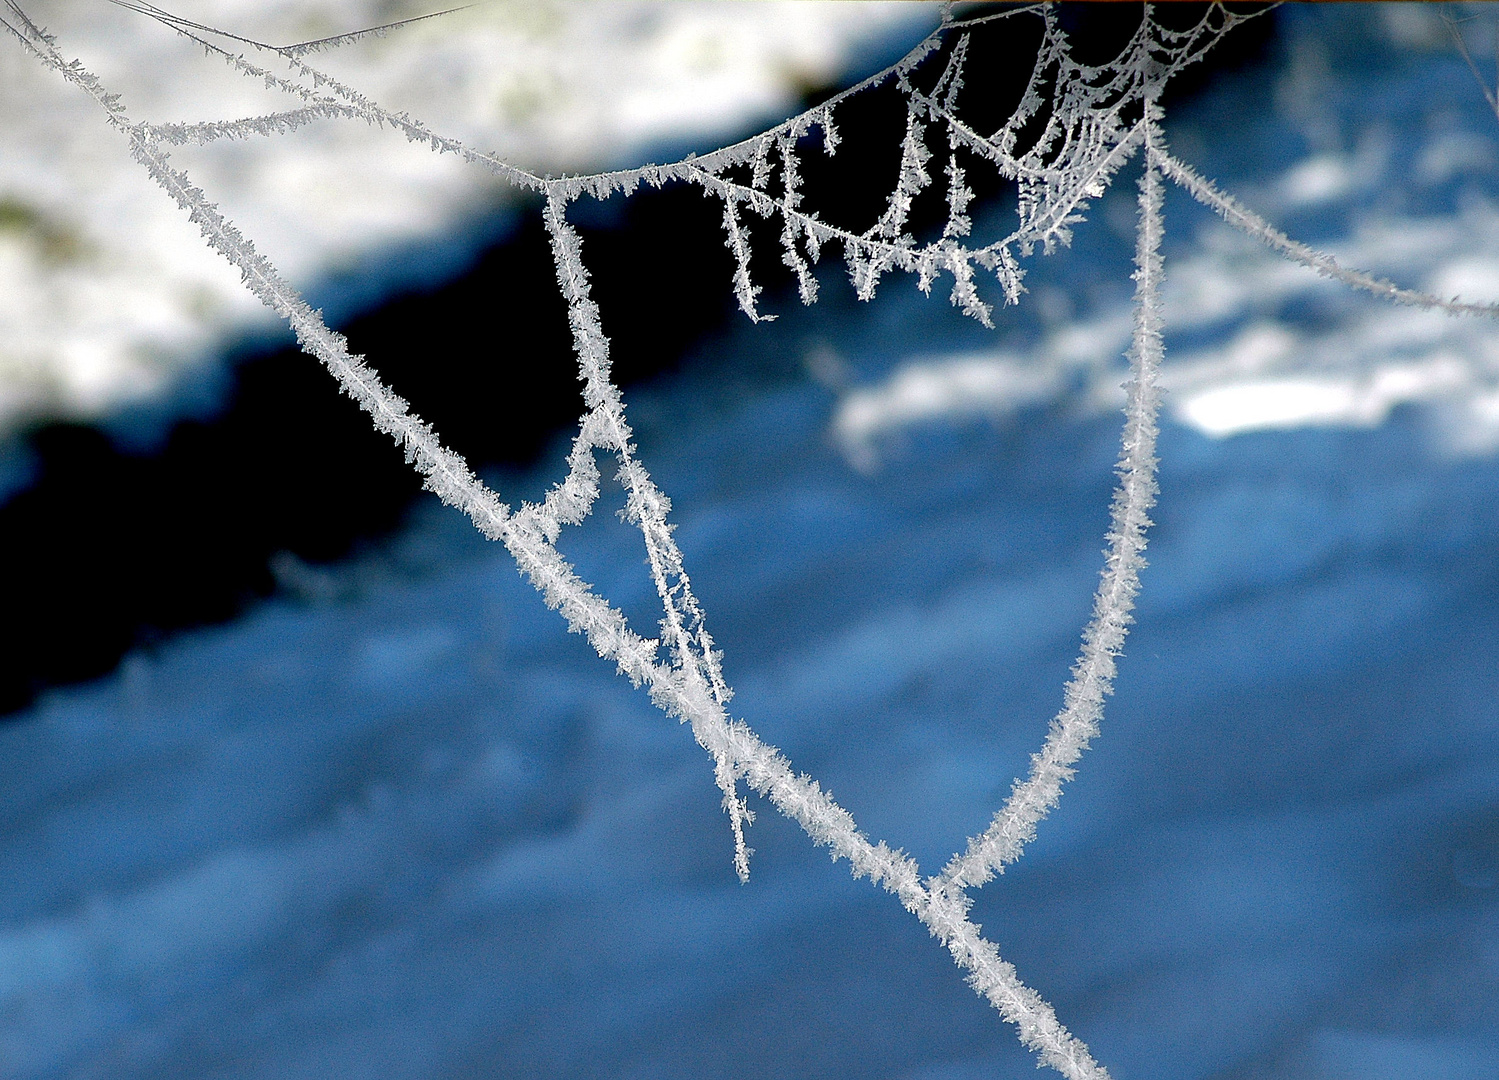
[0,0,921,434]
[8,5,1499,1079]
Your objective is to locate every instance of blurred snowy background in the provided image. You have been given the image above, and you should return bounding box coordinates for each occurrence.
[6,3,1499,1078]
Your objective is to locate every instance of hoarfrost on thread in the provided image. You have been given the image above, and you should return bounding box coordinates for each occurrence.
[6,2,1496,1076]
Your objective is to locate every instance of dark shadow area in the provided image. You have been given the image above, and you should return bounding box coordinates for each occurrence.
[0,3,1277,718]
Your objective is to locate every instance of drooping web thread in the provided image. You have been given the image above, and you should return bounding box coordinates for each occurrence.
[9,3,1499,1075]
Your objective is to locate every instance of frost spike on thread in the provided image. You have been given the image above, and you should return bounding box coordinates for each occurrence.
[750,135,774,190]
[818,106,840,155]
[943,150,973,239]
[930,31,969,114]
[871,102,933,241]
[719,191,773,322]
[945,245,993,327]
[776,134,818,304]
[781,214,819,306]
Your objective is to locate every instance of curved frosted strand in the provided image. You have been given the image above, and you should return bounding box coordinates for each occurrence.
[937,110,1166,895]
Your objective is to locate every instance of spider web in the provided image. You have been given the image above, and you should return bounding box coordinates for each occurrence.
[6,3,1496,1076]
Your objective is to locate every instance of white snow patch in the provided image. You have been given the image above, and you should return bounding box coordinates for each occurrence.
[833,355,1063,471]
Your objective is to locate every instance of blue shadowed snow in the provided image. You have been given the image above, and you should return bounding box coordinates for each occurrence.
[6,7,1499,1079]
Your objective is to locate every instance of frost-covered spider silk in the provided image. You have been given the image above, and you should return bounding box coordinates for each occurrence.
[7,3,1497,1076]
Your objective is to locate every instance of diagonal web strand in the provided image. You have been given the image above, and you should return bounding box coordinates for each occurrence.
[1157,147,1499,317]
